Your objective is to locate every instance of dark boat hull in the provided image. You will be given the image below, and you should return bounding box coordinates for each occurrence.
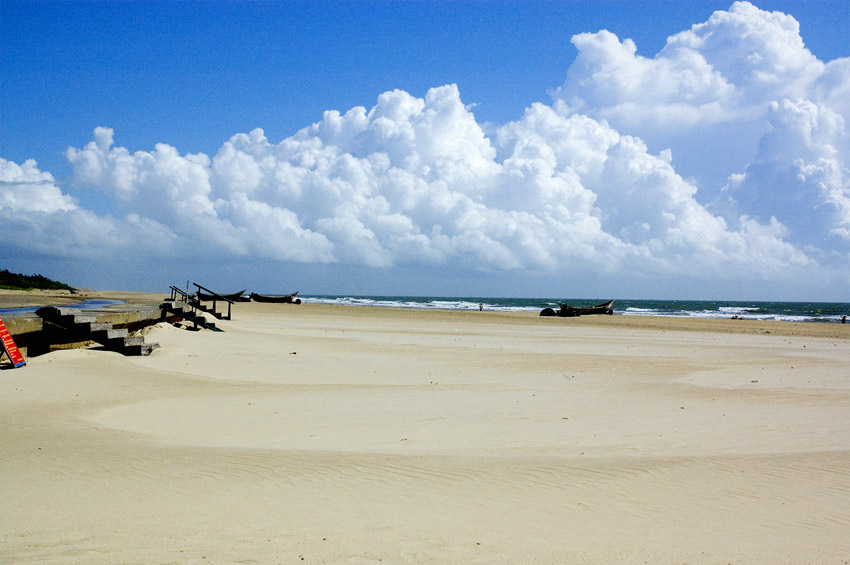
[541,299,614,317]
[250,292,300,304]
[197,289,245,302]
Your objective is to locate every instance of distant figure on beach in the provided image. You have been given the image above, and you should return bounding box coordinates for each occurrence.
[479,303,483,311]
[842,315,846,324]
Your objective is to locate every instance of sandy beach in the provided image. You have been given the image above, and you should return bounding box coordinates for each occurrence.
[2,292,849,563]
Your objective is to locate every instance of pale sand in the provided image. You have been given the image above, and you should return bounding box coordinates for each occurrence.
[2,293,849,563]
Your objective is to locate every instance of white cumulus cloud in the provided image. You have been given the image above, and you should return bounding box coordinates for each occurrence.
[1,157,75,213]
[1,157,174,259]
[3,1,848,296]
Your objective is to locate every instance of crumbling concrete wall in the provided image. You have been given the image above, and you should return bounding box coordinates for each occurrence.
[3,308,176,357]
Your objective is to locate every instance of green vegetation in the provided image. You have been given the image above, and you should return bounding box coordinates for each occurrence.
[0,269,76,292]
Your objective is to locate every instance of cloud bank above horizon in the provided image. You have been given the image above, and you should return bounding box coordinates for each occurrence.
[2,2,848,298]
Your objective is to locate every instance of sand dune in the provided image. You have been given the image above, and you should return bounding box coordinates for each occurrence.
[2,299,849,562]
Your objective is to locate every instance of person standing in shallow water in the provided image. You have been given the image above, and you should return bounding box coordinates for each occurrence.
[479,304,483,311]
[842,315,847,324]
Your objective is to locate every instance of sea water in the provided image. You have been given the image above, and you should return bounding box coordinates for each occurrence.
[302,295,849,323]
[2,295,846,324]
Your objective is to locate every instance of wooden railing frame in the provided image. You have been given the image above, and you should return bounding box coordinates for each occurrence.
[192,283,235,320]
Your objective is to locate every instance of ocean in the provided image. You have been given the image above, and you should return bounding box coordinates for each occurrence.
[302,295,850,324]
[1,296,847,324]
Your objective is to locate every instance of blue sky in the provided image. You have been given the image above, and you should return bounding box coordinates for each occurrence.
[2,1,849,299]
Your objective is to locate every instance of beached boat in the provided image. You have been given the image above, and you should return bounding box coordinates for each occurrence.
[196,289,246,302]
[249,291,301,304]
[540,299,614,317]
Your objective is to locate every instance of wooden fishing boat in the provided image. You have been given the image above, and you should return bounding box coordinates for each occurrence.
[249,291,301,304]
[540,299,614,317]
[196,289,246,302]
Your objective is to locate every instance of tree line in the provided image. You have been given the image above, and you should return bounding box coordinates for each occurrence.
[0,269,75,291]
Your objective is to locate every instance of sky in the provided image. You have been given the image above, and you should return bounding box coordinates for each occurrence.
[1,0,849,300]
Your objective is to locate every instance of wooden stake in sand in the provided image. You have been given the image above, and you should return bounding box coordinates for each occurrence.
[0,316,26,368]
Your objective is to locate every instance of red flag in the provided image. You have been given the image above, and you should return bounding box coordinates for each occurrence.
[0,316,26,368]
